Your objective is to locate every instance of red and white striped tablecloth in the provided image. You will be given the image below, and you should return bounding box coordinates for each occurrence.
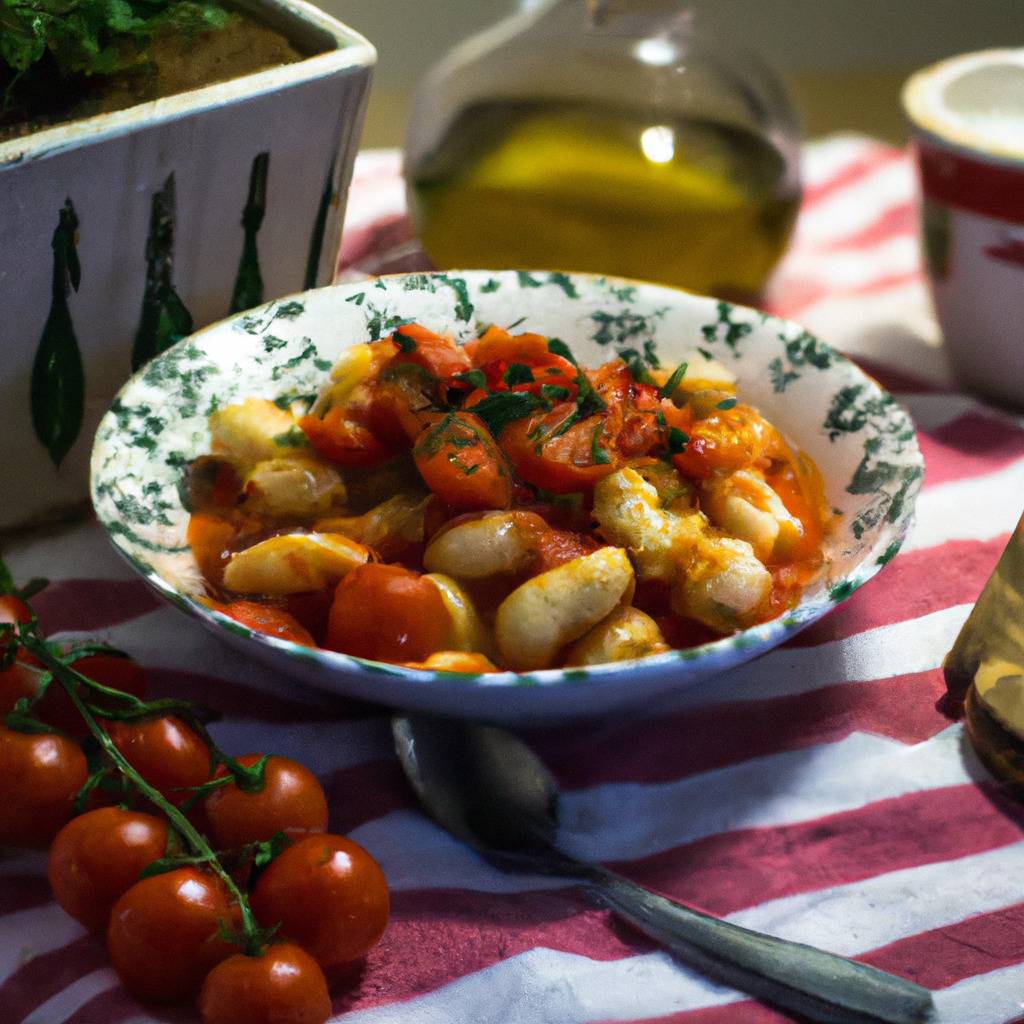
[5,138,1024,1024]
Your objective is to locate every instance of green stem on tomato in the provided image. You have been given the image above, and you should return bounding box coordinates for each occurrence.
[20,632,266,956]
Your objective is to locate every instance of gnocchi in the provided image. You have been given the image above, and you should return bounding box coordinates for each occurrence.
[188,324,829,672]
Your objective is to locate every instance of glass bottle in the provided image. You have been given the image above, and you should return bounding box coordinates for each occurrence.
[405,0,801,304]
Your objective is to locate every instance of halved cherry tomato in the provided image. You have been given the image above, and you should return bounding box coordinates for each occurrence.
[251,833,389,969]
[107,868,238,1002]
[413,412,513,511]
[299,405,395,468]
[0,724,88,848]
[107,715,212,799]
[199,943,331,1024]
[219,600,316,647]
[325,563,450,663]
[48,807,169,931]
[501,403,621,493]
[204,753,328,849]
[387,323,470,380]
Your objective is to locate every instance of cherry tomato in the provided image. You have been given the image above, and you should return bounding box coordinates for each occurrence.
[0,650,42,717]
[107,715,212,799]
[413,412,512,510]
[187,512,266,589]
[220,601,316,647]
[107,867,238,1002]
[470,327,574,375]
[0,651,147,739]
[299,405,394,468]
[325,564,451,663]
[199,942,331,1024]
[531,526,600,574]
[48,807,168,931]
[0,593,32,631]
[501,403,621,493]
[0,724,88,848]
[671,403,783,479]
[36,654,148,739]
[387,323,470,380]
[251,834,389,969]
[204,753,328,849]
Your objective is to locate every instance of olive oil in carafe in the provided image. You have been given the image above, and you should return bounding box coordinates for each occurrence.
[409,100,800,301]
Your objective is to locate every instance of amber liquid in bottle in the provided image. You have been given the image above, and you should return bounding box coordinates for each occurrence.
[409,99,800,303]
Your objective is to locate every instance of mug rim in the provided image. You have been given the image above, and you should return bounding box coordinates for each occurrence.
[902,47,1024,169]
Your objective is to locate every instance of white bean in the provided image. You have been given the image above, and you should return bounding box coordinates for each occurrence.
[223,533,369,595]
[564,606,669,666]
[495,548,634,671]
[423,512,537,580]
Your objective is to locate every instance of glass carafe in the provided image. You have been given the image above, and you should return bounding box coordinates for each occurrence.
[405,0,801,303]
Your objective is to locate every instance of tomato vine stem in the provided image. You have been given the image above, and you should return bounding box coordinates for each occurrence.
[19,629,268,956]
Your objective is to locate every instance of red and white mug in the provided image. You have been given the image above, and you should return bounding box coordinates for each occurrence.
[903,49,1024,408]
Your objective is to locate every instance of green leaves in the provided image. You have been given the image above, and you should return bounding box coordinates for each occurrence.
[1,1,234,113]
[32,199,85,467]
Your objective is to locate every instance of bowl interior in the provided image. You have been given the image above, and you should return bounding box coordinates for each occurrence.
[90,271,922,718]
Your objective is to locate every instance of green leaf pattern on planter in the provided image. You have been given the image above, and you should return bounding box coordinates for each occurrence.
[31,198,85,467]
[132,173,194,371]
[304,157,335,291]
[230,152,269,314]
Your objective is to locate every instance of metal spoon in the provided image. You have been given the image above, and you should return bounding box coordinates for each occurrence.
[393,715,934,1024]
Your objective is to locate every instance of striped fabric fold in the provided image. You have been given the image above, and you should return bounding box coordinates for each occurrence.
[5,137,1024,1024]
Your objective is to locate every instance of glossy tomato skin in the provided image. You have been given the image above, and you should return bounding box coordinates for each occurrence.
[48,807,168,931]
[0,725,88,848]
[251,834,389,969]
[0,594,32,630]
[198,943,331,1024]
[38,654,148,740]
[107,716,212,799]
[107,868,238,1002]
[324,564,450,663]
[219,601,316,648]
[204,753,328,850]
[413,412,512,511]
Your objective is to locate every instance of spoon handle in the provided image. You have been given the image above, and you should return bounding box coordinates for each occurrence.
[588,866,933,1024]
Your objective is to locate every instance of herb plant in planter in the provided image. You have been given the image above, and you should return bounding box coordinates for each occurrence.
[0,0,375,531]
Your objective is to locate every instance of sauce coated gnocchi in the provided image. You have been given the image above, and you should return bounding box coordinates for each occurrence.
[187,324,830,671]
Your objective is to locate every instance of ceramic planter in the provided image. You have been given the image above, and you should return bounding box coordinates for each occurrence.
[0,0,375,530]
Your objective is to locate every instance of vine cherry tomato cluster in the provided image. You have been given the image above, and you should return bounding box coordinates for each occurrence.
[0,564,389,1024]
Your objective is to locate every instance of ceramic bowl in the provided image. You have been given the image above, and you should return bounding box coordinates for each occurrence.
[91,271,923,724]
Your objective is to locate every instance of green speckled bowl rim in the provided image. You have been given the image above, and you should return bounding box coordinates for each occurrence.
[90,270,923,700]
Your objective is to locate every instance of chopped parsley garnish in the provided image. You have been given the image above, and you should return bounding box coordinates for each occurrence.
[540,384,571,403]
[546,338,576,364]
[394,329,418,353]
[271,425,310,448]
[716,397,738,410]
[667,427,690,454]
[466,391,545,437]
[590,423,611,465]
[454,368,487,390]
[659,362,689,400]
[503,363,534,386]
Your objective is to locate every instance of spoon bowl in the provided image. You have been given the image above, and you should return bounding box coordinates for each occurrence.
[393,714,934,1024]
